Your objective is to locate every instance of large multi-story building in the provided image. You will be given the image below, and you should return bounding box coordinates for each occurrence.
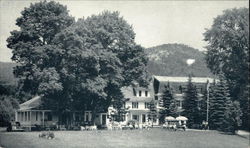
[153,76,214,114]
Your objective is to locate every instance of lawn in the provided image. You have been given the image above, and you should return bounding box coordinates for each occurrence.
[0,128,248,148]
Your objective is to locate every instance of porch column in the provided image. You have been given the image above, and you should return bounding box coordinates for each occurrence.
[100,113,102,125]
[29,111,32,131]
[42,111,45,127]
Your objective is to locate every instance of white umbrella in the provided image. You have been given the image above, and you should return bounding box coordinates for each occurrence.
[176,116,188,121]
[165,116,176,121]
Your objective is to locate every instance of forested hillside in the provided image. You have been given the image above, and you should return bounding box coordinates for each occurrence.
[146,44,213,77]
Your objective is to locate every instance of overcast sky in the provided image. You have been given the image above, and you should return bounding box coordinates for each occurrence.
[0,0,248,62]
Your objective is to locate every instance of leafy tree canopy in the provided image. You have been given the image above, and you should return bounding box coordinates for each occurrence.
[204,8,249,99]
[7,1,148,118]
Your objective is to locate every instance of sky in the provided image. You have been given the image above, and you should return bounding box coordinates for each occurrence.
[0,0,248,62]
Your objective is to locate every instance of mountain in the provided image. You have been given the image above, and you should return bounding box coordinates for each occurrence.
[146,44,213,77]
[0,62,17,86]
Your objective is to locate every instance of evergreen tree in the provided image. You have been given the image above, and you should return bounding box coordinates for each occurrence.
[148,100,158,127]
[230,101,242,132]
[198,88,207,125]
[239,84,249,131]
[209,74,240,133]
[183,76,200,127]
[159,83,177,123]
[208,80,216,129]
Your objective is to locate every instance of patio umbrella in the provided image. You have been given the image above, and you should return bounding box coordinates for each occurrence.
[176,116,188,121]
[165,116,176,121]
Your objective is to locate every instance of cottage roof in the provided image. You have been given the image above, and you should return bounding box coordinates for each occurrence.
[19,96,41,111]
[153,75,214,83]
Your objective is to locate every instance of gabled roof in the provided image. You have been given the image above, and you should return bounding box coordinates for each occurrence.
[153,75,215,83]
[19,96,42,111]
[121,85,154,102]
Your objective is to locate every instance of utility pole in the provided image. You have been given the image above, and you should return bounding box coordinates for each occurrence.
[206,80,210,130]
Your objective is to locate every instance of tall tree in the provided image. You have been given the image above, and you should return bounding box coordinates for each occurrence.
[204,8,249,129]
[182,76,200,127]
[7,1,148,125]
[209,74,241,133]
[159,83,177,123]
[148,100,158,127]
[7,1,75,95]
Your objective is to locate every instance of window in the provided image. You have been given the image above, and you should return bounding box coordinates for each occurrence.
[132,102,138,108]
[145,91,148,97]
[122,115,126,121]
[179,86,183,93]
[142,114,146,123]
[132,115,139,121]
[85,114,89,121]
[85,112,92,122]
[155,96,158,100]
[177,100,182,108]
[133,89,137,96]
[145,102,149,109]
[139,90,142,97]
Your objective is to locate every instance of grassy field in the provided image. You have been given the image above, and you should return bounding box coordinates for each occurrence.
[0,129,248,148]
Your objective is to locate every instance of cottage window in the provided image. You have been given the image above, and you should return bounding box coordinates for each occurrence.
[139,90,142,97]
[132,102,138,108]
[145,91,148,97]
[145,102,150,109]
